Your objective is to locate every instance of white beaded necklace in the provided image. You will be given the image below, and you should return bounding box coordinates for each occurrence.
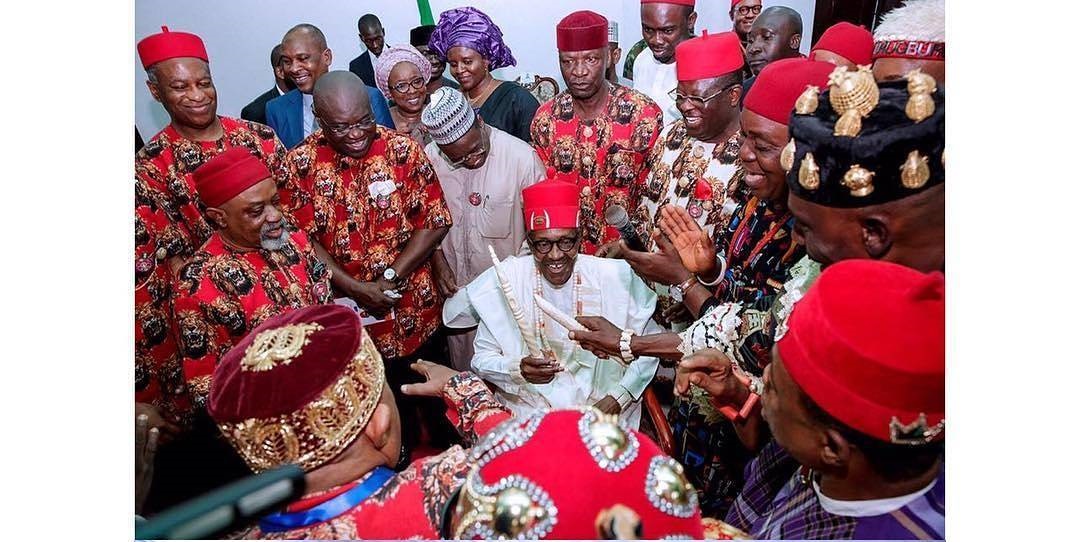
[532,264,583,366]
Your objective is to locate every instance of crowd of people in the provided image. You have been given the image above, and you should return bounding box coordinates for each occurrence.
[134,0,946,538]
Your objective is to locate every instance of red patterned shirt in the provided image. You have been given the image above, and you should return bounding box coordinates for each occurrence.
[172,231,333,406]
[135,116,296,258]
[287,128,453,359]
[530,84,664,253]
[135,176,193,429]
[231,372,511,540]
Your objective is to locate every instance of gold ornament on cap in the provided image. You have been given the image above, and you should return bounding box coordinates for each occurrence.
[645,456,697,518]
[900,150,930,189]
[780,139,796,172]
[493,487,549,538]
[794,85,820,115]
[828,65,880,137]
[904,69,937,123]
[241,322,324,372]
[842,165,876,197]
[798,153,820,190]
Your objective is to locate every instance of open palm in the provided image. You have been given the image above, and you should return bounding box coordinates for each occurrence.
[659,205,716,274]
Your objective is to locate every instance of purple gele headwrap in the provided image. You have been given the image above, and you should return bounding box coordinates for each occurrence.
[374,44,433,99]
[428,7,517,70]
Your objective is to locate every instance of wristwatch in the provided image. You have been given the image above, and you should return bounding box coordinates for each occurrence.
[669,275,698,303]
[383,267,398,283]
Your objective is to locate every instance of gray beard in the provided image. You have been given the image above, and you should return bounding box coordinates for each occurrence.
[260,223,287,251]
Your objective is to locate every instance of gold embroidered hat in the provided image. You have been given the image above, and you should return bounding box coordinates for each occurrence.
[444,408,705,539]
[786,69,944,207]
[208,304,386,473]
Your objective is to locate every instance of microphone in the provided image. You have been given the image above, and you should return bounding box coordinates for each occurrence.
[604,205,647,252]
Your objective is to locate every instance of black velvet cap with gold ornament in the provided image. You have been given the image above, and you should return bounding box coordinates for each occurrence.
[782,67,944,208]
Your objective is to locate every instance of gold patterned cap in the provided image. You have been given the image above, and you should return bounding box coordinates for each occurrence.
[209,305,386,473]
[448,408,704,539]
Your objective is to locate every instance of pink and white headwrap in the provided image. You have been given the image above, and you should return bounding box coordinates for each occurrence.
[374,44,433,99]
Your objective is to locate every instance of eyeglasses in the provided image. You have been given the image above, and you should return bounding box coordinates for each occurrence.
[391,77,427,94]
[668,83,739,109]
[529,235,579,254]
[736,5,763,16]
[316,113,376,137]
[440,123,490,169]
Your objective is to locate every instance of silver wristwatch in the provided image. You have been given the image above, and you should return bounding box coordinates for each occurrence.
[383,267,398,282]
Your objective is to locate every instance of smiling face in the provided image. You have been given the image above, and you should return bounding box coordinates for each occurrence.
[676,76,741,142]
[738,109,789,202]
[640,3,696,64]
[447,46,490,93]
[281,33,332,94]
[388,61,428,115]
[416,44,446,81]
[147,57,218,130]
[207,179,285,250]
[731,0,763,38]
[529,227,581,286]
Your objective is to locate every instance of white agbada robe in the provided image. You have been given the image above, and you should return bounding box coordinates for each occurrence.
[443,254,662,428]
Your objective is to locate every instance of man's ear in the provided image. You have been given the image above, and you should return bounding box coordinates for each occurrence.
[727,84,743,107]
[324,48,333,67]
[860,215,892,259]
[204,207,227,229]
[688,11,699,33]
[790,33,802,52]
[821,427,853,470]
[146,79,162,103]
[363,403,392,450]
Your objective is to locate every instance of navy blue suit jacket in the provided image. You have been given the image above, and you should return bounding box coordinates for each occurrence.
[265,87,392,149]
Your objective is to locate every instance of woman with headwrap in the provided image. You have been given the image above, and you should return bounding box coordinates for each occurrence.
[429,7,539,143]
[375,44,434,145]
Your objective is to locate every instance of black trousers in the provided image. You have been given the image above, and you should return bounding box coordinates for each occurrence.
[383,328,461,463]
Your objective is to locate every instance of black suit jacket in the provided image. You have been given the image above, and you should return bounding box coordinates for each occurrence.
[349,52,377,88]
[240,87,280,125]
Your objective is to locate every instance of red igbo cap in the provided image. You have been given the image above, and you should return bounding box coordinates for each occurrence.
[522,178,581,231]
[557,10,609,52]
[675,30,744,81]
[193,147,272,208]
[812,22,874,66]
[743,58,834,125]
[643,0,696,6]
[777,260,945,444]
[461,409,704,539]
[137,25,208,69]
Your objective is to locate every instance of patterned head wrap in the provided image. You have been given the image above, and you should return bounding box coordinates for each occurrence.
[374,44,433,99]
[428,7,517,69]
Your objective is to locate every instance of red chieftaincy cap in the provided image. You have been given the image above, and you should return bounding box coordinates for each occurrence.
[137,25,209,69]
[675,30,744,82]
[451,409,705,539]
[556,10,609,52]
[743,58,834,126]
[777,260,945,445]
[192,147,273,208]
[811,22,874,66]
[522,175,581,231]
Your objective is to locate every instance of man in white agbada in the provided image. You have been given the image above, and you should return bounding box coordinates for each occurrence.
[443,179,661,427]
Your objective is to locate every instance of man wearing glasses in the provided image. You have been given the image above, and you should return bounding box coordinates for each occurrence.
[410,25,459,95]
[629,31,748,329]
[444,178,662,427]
[420,87,546,371]
[730,0,762,44]
[285,71,458,458]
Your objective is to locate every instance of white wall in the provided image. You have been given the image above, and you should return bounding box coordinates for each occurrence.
[135,0,814,137]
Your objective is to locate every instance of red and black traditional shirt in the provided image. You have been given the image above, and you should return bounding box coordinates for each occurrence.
[172,231,333,406]
[529,84,664,254]
[135,116,295,258]
[135,176,193,429]
[287,128,453,360]
[231,372,511,540]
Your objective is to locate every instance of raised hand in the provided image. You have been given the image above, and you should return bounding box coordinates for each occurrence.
[659,205,717,276]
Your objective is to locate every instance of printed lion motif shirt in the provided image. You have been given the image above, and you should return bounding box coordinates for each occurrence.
[529,84,664,254]
[231,372,512,540]
[135,117,295,258]
[135,176,193,429]
[172,231,333,405]
[287,127,453,359]
[634,121,747,314]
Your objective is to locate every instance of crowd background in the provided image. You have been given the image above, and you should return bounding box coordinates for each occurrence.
[135,0,814,136]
